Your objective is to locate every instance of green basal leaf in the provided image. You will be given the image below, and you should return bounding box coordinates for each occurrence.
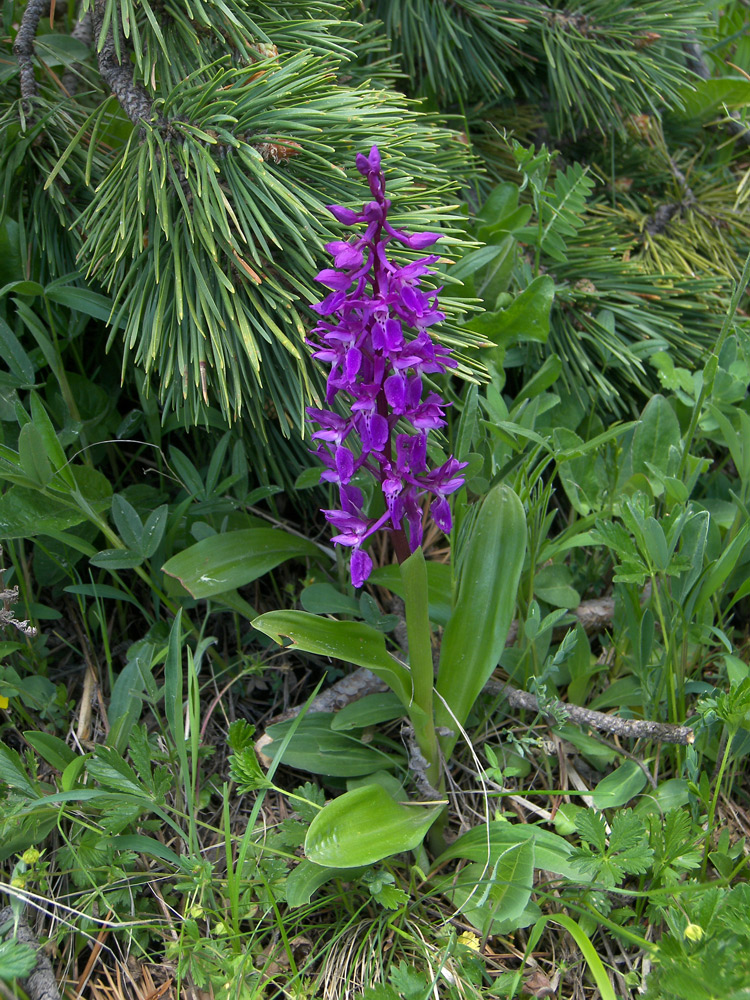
[252,610,413,707]
[439,841,535,935]
[305,783,443,867]
[263,714,402,778]
[163,529,322,599]
[435,485,526,758]
[330,692,406,732]
[285,859,367,908]
[591,760,649,809]
[432,819,580,880]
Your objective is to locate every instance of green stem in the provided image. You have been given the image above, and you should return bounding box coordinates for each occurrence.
[401,548,440,791]
[701,725,735,879]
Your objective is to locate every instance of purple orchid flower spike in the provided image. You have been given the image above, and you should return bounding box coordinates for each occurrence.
[307,146,467,587]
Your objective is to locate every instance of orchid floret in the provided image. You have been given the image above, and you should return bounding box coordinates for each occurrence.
[307,146,467,586]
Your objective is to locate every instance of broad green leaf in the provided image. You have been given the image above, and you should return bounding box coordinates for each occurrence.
[555,427,607,516]
[300,582,360,615]
[18,422,52,487]
[533,563,580,609]
[440,841,534,934]
[163,529,321,598]
[432,819,579,879]
[44,284,117,324]
[0,466,112,538]
[692,522,750,616]
[369,561,452,627]
[30,393,74,488]
[676,76,750,122]
[591,760,648,809]
[252,611,412,707]
[436,485,526,757]
[634,779,689,817]
[0,317,34,383]
[0,280,43,299]
[467,274,555,347]
[111,494,145,553]
[141,504,168,558]
[285,859,366,907]
[630,394,681,483]
[305,783,442,867]
[263,714,402,777]
[110,834,182,867]
[331,692,406,731]
[89,549,145,570]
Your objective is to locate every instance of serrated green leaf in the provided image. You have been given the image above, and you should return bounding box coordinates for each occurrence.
[0,938,38,981]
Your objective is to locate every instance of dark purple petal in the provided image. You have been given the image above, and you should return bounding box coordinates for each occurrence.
[315,268,352,291]
[431,496,452,533]
[327,204,361,225]
[350,547,373,588]
[324,241,365,270]
[384,373,406,411]
[368,413,389,453]
[308,146,463,561]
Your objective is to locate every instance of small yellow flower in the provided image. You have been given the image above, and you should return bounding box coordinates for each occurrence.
[21,848,42,866]
[684,923,704,942]
[0,695,9,710]
[457,931,480,952]
[11,876,26,889]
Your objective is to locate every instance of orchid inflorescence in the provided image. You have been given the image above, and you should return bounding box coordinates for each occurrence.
[307,145,466,587]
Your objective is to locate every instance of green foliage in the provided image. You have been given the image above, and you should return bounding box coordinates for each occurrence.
[643,884,750,1000]
[1,1,476,427]
[4,2,750,996]
[571,809,655,888]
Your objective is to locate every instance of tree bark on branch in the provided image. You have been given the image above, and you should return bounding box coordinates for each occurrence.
[13,0,47,108]
[92,0,157,126]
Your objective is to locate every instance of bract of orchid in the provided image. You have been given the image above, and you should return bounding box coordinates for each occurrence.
[306,145,467,587]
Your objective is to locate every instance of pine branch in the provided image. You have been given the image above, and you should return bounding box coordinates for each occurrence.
[13,0,47,109]
[92,0,157,126]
